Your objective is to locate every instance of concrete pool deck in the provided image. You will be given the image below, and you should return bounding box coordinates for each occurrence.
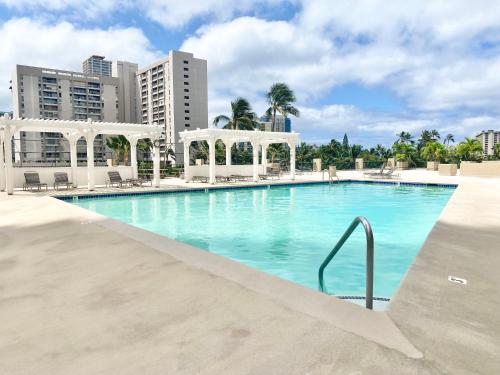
[1,171,499,374]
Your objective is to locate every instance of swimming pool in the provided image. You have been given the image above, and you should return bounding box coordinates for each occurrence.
[70,182,455,300]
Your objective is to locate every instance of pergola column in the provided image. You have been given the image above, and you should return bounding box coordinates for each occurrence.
[4,126,13,195]
[126,136,139,180]
[85,129,96,191]
[252,141,260,182]
[0,135,5,192]
[289,141,296,180]
[183,140,191,181]
[262,143,268,174]
[153,139,161,187]
[225,141,233,166]
[68,136,79,188]
[208,138,216,184]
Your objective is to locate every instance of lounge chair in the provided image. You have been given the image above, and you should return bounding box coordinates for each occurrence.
[53,172,73,190]
[23,172,48,191]
[192,176,209,183]
[363,163,386,177]
[106,171,133,188]
[367,166,400,179]
[215,175,228,183]
[229,174,248,182]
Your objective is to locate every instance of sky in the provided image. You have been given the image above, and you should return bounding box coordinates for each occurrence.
[1,0,500,146]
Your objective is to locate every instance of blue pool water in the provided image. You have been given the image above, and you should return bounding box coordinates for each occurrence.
[71,182,454,299]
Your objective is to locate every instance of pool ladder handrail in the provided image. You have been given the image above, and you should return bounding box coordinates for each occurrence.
[318,216,374,309]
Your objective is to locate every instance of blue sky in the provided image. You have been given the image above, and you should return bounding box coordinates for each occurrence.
[1,0,500,146]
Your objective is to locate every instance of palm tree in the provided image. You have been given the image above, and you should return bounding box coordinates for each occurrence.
[396,131,414,145]
[494,144,500,159]
[106,135,130,164]
[296,142,315,168]
[430,129,440,141]
[266,83,300,132]
[212,97,259,130]
[421,141,446,162]
[443,134,455,145]
[456,138,483,161]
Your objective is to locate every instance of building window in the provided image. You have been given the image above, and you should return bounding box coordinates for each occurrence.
[185,117,190,120]
[184,96,189,99]
[184,103,189,106]
[184,88,189,92]
[183,82,189,85]
[185,110,190,113]
[185,124,190,127]
[183,60,188,64]
[184,75,189,78]
[184,67,189,71]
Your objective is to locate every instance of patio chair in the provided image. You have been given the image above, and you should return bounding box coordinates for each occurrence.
[368,166,400,179]
[265,166,281,179]
[53,172,73,190]
[23,172,48,191]
[106,171,133,188]
[363,162,386,177]
[192,175,209,183]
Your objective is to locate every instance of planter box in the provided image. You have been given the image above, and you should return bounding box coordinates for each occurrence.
[387,157,396,168]
[397,161,409,170]
[427,161,439,171]
[355,158,364,170]
[460,161,500,177]
[438,164,457,176]
[313,158,322,172]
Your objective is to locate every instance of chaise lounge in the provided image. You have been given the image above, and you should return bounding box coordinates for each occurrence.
[106,171,134,188]
[53,172,73,190]
[23,172,48,192]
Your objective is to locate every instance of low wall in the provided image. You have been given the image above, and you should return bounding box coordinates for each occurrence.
[185,164,265,180]
[460,161,500,177]
[13,166,133,188]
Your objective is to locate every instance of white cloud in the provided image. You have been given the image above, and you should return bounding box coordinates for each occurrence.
[142,0,293,29]
[0,18,162,109]
[2,1,500,143]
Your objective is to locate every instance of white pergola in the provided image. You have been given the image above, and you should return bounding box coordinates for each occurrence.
[179,128,300,184]
[0,115,163,194]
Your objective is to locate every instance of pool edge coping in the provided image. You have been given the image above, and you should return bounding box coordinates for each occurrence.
[54,179,458,201]
[50,195,423,359]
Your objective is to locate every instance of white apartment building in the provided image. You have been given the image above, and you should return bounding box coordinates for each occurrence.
[137,51,208,163]
[11,64,123,163]
[476,130,500,155]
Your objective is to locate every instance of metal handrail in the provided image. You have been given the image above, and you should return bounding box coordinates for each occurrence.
[318,216,374,309]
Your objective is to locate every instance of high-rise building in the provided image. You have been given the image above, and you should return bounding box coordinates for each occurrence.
[82,55,112,77]
[113,61,139,123]
[137,51,208,162]
[476,130,500,155]
[11,64,121,163]
[259,114,292,132]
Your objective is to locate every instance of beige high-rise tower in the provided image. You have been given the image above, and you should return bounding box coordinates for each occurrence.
[137,51,208,163]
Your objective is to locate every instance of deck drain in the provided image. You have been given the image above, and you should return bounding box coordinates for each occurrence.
[448,275,467,285]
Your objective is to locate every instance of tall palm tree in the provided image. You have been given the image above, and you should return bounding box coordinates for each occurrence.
[443,133,455,145]
[266,83,300,132]
[212,97,259,130]
[396,131,414,145]
[430,129,440,141]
